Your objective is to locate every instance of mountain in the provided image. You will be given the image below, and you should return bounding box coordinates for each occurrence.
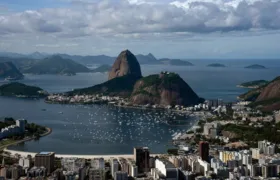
[21,55,90,75]
[67,50,202,105]
[245,64,266,69]
[159,58,193,66]
[68,50,143,97]
[239,77,280,111]
[135,53,161,64]
[0,62,24,79]
[207,63,226,67]
[28,52,49,59]
[56,54,115,65]
[92,64,111,73]
[0,82,47,97]
[108,50,142,80]
[130,72,203,106]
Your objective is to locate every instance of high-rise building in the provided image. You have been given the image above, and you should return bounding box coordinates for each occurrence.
[133,147,150,173]
[111,159,119,179]
[35,152,55,174]
[79,167,87,180]
[114,171,128,180]
[199,142,209,162]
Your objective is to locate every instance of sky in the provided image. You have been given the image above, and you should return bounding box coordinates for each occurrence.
[0,0,280,59]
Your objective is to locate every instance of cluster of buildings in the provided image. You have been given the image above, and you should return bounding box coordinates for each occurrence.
[0,119,25,140]
[1,139,280,180]
[46,94,122,105]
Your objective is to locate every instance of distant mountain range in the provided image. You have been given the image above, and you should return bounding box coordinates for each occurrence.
[0,51,193,66]
[21,55,90,75]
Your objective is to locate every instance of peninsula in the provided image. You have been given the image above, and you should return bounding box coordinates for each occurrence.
[0,118,51,149]
[0,82,48,98]
[237,80,269,89]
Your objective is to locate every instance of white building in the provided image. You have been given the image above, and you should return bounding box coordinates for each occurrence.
[197,158,210,176]
[251,148,260,159]
[258,140,275,155]
[153,159,178,180]
[0,119,26,140]
[19,158,30,168]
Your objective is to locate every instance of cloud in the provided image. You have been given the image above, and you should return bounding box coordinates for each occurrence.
[0,0,280,38]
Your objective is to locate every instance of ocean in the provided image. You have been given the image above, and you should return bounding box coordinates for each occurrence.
[0,60,279,154]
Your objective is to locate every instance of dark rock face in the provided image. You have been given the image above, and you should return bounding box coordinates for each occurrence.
[130,72,202,106]
[108,50,142,80]
[0,62,23,78]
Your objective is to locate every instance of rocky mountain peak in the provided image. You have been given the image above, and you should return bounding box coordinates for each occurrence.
[108,50,142,80]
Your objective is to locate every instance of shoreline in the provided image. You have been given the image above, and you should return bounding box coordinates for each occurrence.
[3,148,162,160]
[0,127,52,150]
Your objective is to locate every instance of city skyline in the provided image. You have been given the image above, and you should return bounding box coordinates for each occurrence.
[0,0,280,59]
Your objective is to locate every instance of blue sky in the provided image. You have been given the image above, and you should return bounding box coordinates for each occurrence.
[1,0,280,59]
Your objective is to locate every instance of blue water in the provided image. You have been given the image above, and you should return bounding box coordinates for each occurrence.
[0,60,279,154]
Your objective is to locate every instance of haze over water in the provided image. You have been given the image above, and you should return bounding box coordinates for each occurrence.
[1,60,280,154]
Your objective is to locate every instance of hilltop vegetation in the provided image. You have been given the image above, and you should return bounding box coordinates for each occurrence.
[131,72,203,106]
[68,75,140,97]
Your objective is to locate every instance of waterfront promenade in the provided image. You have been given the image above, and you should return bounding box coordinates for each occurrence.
[0,127,52,150]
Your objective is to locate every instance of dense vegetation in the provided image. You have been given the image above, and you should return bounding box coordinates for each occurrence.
[238,80,269,88]
[22,55,90,75]
[221,122,280,147]
[68,75,141,97]
[131,72,203,106]
[0,82,46,97]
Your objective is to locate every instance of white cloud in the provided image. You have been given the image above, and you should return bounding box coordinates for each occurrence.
[0,0,280,57]
[0,0,280,37]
